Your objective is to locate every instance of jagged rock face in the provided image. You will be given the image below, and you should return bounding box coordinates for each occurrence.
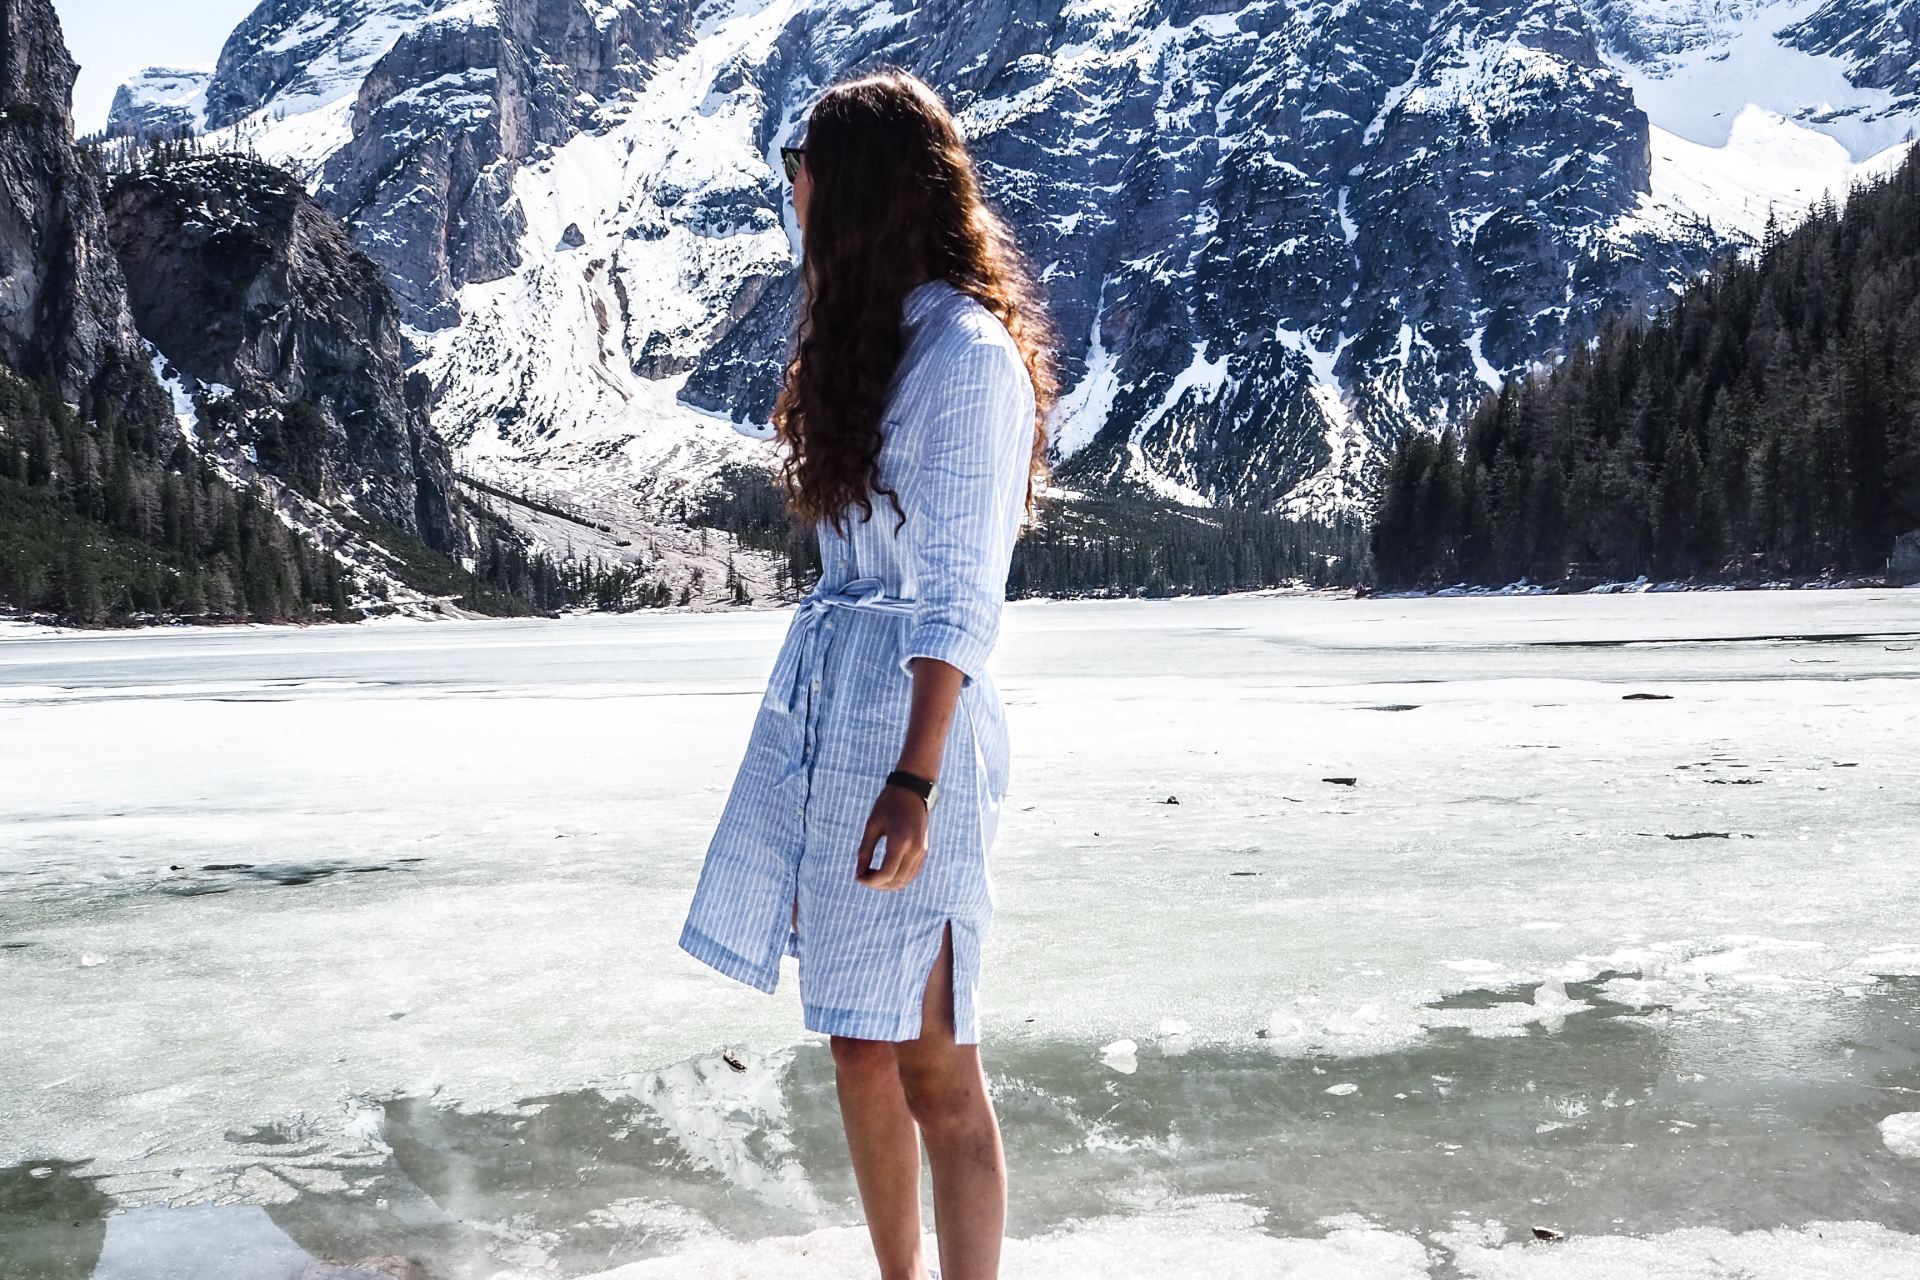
[1582,0,1747,59]
[201,0,440,133]
[0,0,152,404]
[192,0,702,329]
[122,0,1920,521]
[682,0,1721,514]
[103,155,456,548]
[1587,0,1920,151]
[1784,0,1920,98]
[1593,0,1920,100]
[319,0,698,326]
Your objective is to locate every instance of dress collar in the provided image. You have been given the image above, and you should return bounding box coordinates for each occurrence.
[903,276,956,331]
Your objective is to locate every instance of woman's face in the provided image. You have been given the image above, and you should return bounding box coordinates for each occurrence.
[792,151,811,236]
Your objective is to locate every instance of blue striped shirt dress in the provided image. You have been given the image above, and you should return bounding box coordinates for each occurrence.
[677,276,1036,1045]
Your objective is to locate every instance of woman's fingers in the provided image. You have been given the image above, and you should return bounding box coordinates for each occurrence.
[866,831,925,890]
[854,809,887,878]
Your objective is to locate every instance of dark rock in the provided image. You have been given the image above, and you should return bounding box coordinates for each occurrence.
[0,0,154,405]
[1891,530,1920,586]
[1780,1,1920,101]
[102,155,457,548]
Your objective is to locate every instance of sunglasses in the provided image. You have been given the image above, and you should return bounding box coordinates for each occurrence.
[780,145,806,182]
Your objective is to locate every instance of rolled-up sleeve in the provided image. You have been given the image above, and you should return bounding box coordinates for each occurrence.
[897,336,1033,686]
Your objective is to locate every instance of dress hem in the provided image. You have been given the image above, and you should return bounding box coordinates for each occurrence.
[802,1000,979,1046]
[678,923,779,995]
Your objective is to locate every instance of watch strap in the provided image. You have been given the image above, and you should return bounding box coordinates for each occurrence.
[885,768,935,806]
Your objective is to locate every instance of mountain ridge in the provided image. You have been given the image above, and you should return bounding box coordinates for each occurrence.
[100,0,1920,528]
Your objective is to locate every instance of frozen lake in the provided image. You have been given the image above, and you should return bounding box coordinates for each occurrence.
[4,589,1919,1279]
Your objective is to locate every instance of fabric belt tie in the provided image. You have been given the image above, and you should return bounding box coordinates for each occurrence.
[763,576,916,714]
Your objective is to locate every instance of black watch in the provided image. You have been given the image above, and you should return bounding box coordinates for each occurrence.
[885,768,939,812]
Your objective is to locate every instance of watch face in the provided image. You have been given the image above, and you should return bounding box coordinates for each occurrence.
[926,782,939,811]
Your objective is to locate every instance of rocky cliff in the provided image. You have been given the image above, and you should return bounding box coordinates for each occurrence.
[1,0,483,625]
[0,0,154,409]
[104,66,213,142]
[104,154,457,549]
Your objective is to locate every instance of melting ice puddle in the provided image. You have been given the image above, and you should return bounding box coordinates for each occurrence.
[6,974,1919,1278]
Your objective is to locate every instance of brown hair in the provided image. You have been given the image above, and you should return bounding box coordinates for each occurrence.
[771,66,1060,535]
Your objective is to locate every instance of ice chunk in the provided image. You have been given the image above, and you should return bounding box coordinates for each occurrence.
[1882,1113,1920,1160]
[1098,1038,1138,1075]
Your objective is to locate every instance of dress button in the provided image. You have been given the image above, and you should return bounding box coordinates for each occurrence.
[810,677,821,691]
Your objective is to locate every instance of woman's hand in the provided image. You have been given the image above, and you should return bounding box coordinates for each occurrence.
[856,653,961,890]
[855,783,930,889]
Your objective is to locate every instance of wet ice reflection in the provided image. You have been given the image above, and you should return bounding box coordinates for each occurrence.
[6,972,1918,1278]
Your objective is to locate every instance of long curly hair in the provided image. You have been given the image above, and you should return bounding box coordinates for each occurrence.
[772,66,1060,536]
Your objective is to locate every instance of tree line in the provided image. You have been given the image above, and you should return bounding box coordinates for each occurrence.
[0,360,354,623]
[1009,494,1364,595]
[1370,145,1920,590]
[690,461,1365,600]
[0,357,691,625]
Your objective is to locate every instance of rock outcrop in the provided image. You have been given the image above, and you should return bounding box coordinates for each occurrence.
[103,154,457,548]
[0,0,155,408]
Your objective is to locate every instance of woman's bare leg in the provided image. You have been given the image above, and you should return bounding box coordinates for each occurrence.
[830,1033,927,1280]
[894,922,1006,1280]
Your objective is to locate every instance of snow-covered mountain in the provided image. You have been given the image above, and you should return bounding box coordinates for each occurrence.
[107,0,1920,525]
[102,65,214,142]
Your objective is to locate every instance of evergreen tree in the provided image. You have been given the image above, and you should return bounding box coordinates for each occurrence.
[1372,145,1920,588]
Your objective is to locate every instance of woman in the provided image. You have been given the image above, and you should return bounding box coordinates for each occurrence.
[676,66,1059,1280]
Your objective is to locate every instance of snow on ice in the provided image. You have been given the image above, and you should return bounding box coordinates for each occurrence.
[3,589,1918,1275]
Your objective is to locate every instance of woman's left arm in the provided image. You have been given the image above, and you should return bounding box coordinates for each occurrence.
[856,337,1032,891]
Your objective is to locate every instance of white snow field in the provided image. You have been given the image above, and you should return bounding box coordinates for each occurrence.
[3,589,1918,1278]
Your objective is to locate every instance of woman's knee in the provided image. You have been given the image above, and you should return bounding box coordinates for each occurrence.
[829,1033,897,1080]
[896,1049,982,1134]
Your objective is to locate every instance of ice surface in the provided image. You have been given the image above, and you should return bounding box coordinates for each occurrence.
[583,1202,1432,1279]
[3,590,1918,1275]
